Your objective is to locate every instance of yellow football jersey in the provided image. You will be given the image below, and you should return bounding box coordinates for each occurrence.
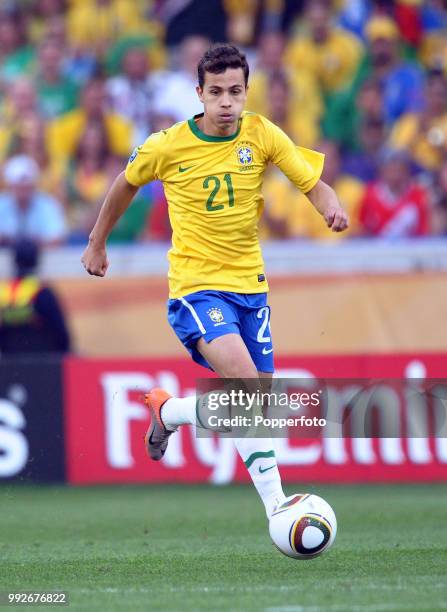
[125,111,324,298]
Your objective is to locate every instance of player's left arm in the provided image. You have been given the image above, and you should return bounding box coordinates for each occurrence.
[305,179,349,233]
[265,119,349,232]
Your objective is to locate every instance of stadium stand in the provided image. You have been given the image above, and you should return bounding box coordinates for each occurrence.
[0,0,445,246]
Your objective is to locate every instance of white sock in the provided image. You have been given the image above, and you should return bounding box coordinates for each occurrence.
[161,391,230,432]
[234,436,285,519]
[160,396,196,431]
[161,394,286,518]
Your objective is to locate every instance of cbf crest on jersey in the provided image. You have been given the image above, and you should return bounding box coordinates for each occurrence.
[207,307,224,324]
[237,145,253,166]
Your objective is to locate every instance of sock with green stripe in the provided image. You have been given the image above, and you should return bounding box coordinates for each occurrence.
[234,437,285,519]
[160,396,286,518]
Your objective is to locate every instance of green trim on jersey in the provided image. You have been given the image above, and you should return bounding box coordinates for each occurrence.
[188,113,241,142]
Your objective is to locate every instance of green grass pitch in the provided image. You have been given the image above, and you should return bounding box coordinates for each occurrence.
[1,484,447,611]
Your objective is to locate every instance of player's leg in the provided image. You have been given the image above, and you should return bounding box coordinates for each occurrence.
[145,290,285,516]
[154,332,259,434]
[147,331,257,435]
[227,298,286,516]
[229,369,285,518]
[196,336,285,519]
[149,332,285,517]
[144,292,244,459]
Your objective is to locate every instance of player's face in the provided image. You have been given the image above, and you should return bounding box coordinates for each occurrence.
[197,68,247,134]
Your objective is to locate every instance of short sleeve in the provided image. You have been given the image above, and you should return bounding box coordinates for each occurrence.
[125,132,163,187]
[265,119,325,193]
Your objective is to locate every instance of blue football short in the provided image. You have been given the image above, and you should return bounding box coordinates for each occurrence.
[167,290,274,372]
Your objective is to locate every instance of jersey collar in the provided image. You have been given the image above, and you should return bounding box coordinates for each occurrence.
[188,113,241,142]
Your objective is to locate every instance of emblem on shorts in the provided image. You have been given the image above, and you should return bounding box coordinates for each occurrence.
[207,307,224,323]
[237,146,253,165]
[128,148,138,163]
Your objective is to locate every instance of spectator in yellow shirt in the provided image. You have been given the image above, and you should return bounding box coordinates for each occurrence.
[284,0,363,97]
[65,121,117,238]
[246,30,322,147]
[389,69,447,172]
[47,76,133,165]
[6,113,65,205]
[261,140,364,240]
[66,0,156,58]
[261,70,320,148]
[0,78,46,163]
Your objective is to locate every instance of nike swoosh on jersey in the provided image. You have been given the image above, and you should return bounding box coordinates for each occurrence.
[262,347,273,355]
[259,464,275,474]
[179,164,195,173]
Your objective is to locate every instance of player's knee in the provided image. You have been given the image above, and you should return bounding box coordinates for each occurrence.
[221,362,258,379]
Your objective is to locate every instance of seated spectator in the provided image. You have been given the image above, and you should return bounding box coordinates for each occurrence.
[361,16,425,122]
[0,155,67,247]
[284,0,363,97]
[263,70,320,148]
[324,77,384,151]
[0,238,71,355]
[389,69,447,172]
[342,117,387,182]
[222,0,304,46]
[225,0,257,45]
[7,113,65,203]
[359,149,430,237]
[247,31,322,147]
[66,0,155,60]
[0,8,34,86]
[106,44,154,146]
[65,121,116,239]
[261,140,365,240]
[419,29,447,72]
[34,37,79,119]
[152,35,210,122]
[417,0,447,69]
[0,78,40,162]
[45,14,98,86]
[29,0,66,45]
[324,15,425,147]
[47,76,133,165]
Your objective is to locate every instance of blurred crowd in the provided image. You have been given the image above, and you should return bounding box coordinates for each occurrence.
[0,0,446,246]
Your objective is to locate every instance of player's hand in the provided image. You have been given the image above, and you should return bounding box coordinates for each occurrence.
[324,205,349,233]
[81,242,109,277]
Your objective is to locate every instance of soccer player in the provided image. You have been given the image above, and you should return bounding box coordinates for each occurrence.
[82,44,348,518]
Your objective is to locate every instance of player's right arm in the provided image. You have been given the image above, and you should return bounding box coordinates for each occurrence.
[81,172,138,276]
[82,132,162,277]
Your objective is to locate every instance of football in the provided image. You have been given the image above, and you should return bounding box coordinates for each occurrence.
[269,493,337,560]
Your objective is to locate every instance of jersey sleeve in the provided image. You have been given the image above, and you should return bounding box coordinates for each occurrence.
[124,131,164,187]
[264,119,325,193]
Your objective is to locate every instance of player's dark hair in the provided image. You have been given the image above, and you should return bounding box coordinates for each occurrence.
[197,44,249,89]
